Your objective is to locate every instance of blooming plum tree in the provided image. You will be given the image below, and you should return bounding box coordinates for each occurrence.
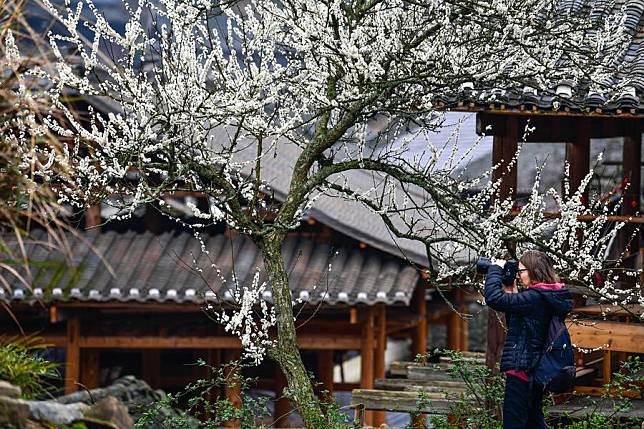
[5,0,641,426]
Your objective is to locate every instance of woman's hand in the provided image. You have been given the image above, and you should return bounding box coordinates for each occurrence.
[504,280,518,294]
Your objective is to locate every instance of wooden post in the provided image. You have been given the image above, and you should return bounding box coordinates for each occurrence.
[80,349,100,389]
[566,122,591,306]
[373,304,387,427]
[141,350,161,388]
[447,309,461,351]
[85,205,101,229]
[274,366,291,428]
[318,350,334,396]
[448,290,468,351]
[491,117,518,204]
[411,282,428,356]
[360,306,375,426]
[603,350,612,385]
[459,290,469,352]
[487,116,518,373]
[565,121,591,201]
[224,349,242,428]
[65,316,81,393]
[622,129,642,256]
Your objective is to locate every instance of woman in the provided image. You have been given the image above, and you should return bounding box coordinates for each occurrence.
[484,250,573,429]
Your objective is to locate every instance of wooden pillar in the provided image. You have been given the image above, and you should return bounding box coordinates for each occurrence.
[622,129,642,255]
[603,350,612,385]
[459,302,469,352]
[491,116,518,204]
[224,349,242,428]
[274,366,290,428]
[141,349,161,388]
[64,316,81,393]
[318,350,334,396]
[487,116,518,372]
[458,289,469,351]
[447,310,461,351]
[373,304,387,427]
[448,290,467,351]
[565,121,591,202]
[487,126,515,370]
[360,306,375,426]
[80,349,100,389]
[85,205,101,229]
[208,350,221,409]
[566,122,591,307]
[411,282,428,356]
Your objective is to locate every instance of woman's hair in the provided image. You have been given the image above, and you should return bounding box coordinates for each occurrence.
[519,250,560,284]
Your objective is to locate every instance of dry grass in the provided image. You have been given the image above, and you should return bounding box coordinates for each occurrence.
[0,0,78,331]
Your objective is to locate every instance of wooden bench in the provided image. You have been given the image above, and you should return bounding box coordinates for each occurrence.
[569,319,644,392]
[351,358,480,426]
[548,396,644,420]
[351,389,462,415]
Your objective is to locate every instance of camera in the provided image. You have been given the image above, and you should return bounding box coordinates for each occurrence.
[476,257,519,286]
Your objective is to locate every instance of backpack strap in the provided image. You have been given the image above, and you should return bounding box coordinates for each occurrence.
[532,288,568,352]
[544,318,568,353]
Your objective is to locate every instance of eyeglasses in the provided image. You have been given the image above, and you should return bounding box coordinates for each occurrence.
[516,268,528,274]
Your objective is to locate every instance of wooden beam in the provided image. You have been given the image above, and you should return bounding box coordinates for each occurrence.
[360,307,375,426]
[80,336,241,349]
[77,335,362,350]
[297,335,361,350]
[572,304,644,317]
[477,112,643,140]
[80,349,100,389]
[574,385,642,398]
[507,213,644,224]
[373,304,387,427]
[568,320,644,353]
[64,317,80,393]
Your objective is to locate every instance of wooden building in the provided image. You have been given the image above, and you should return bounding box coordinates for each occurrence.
[0,201,472,427]
[432,0,644,399]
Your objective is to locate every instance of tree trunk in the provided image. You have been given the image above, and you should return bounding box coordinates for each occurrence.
[259,233,323,428]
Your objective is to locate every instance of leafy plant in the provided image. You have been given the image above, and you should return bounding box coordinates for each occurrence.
[134,358,270,429]
[135,358,361,429]
[554,356,643,429]
[416,349,504,429]
[0,335,60,399]
[414,350,642,429]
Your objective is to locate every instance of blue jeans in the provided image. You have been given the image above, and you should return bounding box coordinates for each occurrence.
[503,374,546,429]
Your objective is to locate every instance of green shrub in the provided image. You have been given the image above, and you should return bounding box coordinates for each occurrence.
[135,358,359,429]
[0,336,60,399]
[418,349,504,429]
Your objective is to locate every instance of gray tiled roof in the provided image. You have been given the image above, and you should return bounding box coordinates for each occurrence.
[438,0,644,114]
[2,228,419,306]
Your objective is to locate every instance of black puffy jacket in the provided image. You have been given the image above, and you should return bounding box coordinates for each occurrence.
[484,265,573,373]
